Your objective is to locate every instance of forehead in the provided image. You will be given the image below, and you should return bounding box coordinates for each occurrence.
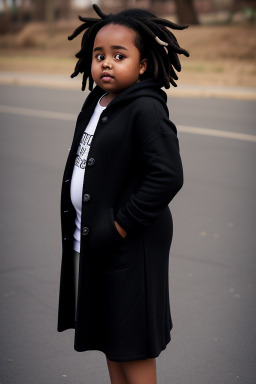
[94,23,137,47]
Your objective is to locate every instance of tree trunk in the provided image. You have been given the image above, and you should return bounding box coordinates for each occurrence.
[2,0,9,13]
[61,0,71,19]
[45,0,54,37]
[33,0,44,21]
[1,0,11,33]
[174,0,199,25]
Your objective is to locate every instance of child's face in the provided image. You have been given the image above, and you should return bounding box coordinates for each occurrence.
[91,23,147,98]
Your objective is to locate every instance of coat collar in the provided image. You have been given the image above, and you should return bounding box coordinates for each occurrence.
[81,78,167,113]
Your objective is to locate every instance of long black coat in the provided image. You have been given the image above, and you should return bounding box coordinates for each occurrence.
[57,78,183,362]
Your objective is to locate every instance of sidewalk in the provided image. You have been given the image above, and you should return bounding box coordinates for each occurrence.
[1,71,256,100]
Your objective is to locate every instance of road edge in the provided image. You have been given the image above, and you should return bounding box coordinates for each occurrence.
[1,72,256,101]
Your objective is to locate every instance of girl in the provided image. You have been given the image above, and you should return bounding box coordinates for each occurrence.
[58,4,189,384]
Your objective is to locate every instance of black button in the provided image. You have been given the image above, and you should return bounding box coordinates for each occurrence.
[82,227,89,235]
[87,158,95,166]
[101,116,108,123]
[83,193,91,202]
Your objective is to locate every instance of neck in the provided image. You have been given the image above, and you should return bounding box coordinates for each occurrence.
[99,93,116,107]
[99,80,141,107]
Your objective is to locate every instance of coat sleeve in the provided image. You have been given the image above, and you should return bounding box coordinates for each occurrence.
[115,98,184,232]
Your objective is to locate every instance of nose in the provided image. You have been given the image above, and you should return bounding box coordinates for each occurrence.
[102,58,112,69]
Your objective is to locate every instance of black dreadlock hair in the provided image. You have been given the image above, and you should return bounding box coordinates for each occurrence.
[68,4,190,91]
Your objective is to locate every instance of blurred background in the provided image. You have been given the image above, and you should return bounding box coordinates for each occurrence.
[0,0,256,87]
[0,1,256,384]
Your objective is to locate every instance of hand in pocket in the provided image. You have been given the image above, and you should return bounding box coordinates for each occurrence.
[114,220,127,238]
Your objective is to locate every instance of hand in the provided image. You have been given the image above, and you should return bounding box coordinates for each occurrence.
[114,220,127,238]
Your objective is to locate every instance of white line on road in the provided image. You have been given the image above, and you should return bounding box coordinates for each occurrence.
[178,125,256,143]
[0,105,77,121]
[1,104,256,143]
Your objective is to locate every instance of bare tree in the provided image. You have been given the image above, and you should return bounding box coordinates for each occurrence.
[1,0,10,33]
[45,0,54,37]
[33,0,44,21]
[174,0,199,24]
[2,0,8,12]
[61,0,71,19]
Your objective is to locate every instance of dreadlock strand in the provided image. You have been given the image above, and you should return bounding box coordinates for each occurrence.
[150,51,159,79]
[68,22,90,40]
[75,44,88,58]
[85,20,105,44]
[157,24,180,48]
[163,33,189,56]
[151,17,189,31]
[93,3,108,19]
[170,65,178,80]
[77,20,104,58]
[68,14,103,42]
[169,50,181,72]
[78,16,101,23]
[167,30,180,46]
[70,69,79,78]
[80,55,90,74]
[135,17,188,61]
[163,52,173,88]
[162,49,177,89]
[135,19,173,62]
[70,56,83,78]
[81,72,88,91]
[157,50,170,88]
[80,28,91,50]
[134,19,157,41]
[170,77,177,87]
[145,19,186,61]
[81,22,97,42]
[76,37,92,58]
[89,75,94,91]
[74,55,88,78]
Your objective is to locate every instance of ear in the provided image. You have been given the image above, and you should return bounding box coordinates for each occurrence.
[139,58,148,75]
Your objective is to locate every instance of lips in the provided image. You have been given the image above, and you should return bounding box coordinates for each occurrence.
[101,72,114,78]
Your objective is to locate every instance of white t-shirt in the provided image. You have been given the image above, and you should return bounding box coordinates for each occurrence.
[70,94,107,252]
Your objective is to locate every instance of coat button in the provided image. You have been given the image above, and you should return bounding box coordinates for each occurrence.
[82,227,89,235]
[101,116,108,123]
[87,158,95,166]
[83,193,91,202]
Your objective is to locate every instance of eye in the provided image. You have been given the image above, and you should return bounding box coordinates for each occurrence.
[114,54,125,61]
[96,54,105,61]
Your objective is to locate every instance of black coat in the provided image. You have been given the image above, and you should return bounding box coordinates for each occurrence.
[57,78,183,362]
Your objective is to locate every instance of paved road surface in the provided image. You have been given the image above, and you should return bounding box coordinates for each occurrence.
[0,84,256,384]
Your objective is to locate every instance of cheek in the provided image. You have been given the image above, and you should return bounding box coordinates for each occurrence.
[91,61,99,79]
[118,60,140,78]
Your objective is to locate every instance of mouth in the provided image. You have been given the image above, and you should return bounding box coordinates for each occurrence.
[101,72,114,79]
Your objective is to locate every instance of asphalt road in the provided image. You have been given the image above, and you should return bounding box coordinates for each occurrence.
[0,84,256,384]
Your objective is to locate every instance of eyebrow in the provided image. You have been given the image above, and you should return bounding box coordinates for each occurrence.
[93,45,128,52]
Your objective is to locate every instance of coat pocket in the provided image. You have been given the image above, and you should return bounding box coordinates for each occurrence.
[102,207,130,270]
[87,208,130,270]
[108,207,128,242]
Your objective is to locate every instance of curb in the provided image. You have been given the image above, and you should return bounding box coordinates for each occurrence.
[0,72,256,101]
[165,85,256,100]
